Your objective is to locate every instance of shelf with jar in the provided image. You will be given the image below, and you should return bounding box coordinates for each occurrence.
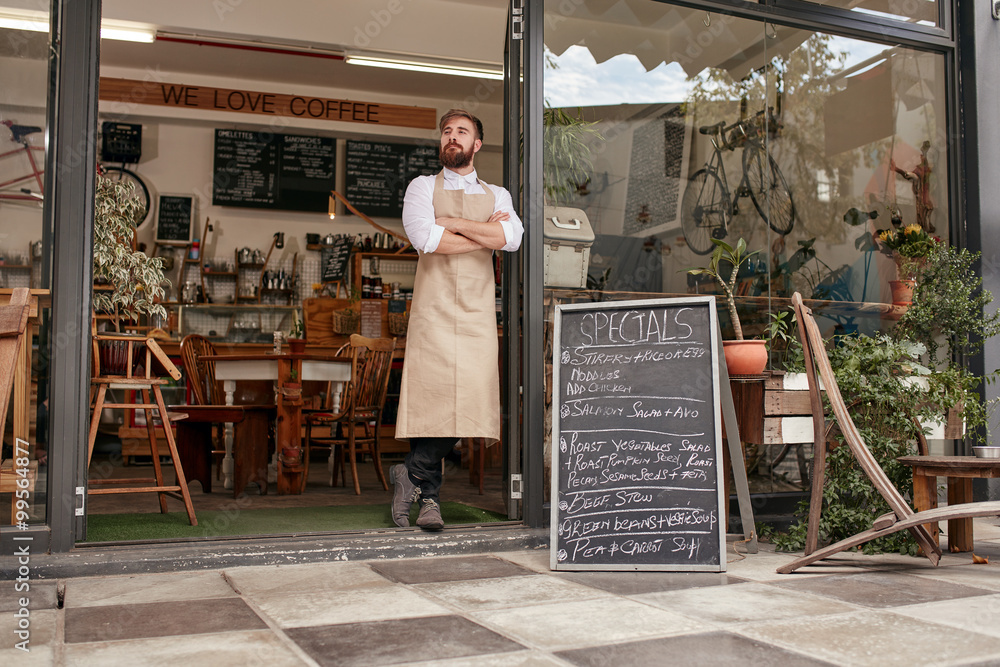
[0,242,42,289]
[351,250,418,302]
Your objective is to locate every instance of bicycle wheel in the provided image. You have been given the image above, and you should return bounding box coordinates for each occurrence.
[101,166,151,227]
[681,169,730,255]
[743,144,795,235]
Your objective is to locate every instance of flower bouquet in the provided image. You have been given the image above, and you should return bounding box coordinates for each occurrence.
[876,224,937,280]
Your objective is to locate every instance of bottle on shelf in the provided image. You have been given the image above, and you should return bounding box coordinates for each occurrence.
[190,239,200,260]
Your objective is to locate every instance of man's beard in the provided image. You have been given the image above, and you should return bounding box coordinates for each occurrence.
[439,142,472,169]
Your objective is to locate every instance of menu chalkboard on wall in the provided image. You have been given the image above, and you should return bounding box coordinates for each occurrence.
[212,130,335,211]
[551,297,726,571]
[155,194,195,244]
[320,235,354,283]
[344,140,440,218]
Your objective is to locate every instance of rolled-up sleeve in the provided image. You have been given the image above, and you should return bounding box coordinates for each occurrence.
[491,186,523,252]
[402,176,443,253]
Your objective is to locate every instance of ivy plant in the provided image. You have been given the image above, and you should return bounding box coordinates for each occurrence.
[93,172,168,331]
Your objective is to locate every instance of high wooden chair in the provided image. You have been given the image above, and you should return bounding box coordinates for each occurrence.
[305,334,395,494]
[777,293,1000,573]
[88,329,197,525]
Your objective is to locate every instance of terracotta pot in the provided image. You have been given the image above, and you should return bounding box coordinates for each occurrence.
[288,338,307,355]
[722,339,768,376]
[281,382,302,398]
[280,446,302,466]
[889,279,916,306]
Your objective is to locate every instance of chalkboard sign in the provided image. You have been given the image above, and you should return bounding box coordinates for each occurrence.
[344,140,440,218]
[320,235,354,283]
[551,297,726,571]
[155,194,195,244]
[212,130,335,211]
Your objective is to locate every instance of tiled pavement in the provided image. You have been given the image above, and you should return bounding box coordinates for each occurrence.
[10,521,1000,666]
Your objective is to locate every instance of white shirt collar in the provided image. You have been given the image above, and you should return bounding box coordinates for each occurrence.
[442,167,478,186]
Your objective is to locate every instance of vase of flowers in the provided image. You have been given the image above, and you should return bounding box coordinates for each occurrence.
[877,224,936,281]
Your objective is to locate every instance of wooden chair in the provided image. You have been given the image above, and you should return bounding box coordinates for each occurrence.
[777,293,1000,574]
[0,289,31,524]
[87,329,197,526]
[176,334,274,497]
[0,289,30,442]
[305,334,395,494]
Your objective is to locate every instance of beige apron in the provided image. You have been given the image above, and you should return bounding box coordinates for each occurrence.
[396,171,500,441]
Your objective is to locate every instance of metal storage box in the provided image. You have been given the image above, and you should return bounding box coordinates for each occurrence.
[543,207,595,288]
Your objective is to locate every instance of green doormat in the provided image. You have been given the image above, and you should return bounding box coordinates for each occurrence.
[84,502,508,543]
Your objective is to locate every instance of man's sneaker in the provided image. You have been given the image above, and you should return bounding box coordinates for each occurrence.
[390,464,418,527]
[416,498,444,531]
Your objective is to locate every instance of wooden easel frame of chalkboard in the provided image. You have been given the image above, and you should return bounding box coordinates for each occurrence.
[155,193,196,245]
[550,296,756,572]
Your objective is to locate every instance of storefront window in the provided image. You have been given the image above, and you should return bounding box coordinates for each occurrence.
[1,16,51,524]
[801,1,941,28]
[542,0,949,494]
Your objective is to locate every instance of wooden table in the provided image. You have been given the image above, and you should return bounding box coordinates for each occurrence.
[898,455,1000,552]
[202,352,351,494]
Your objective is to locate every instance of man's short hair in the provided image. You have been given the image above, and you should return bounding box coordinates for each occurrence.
[439,109,483,142]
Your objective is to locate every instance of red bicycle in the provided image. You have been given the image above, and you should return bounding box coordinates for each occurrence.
[0,120,45,202]
[1,120,152,224]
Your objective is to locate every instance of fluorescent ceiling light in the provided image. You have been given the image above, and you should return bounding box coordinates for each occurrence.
[0,8,156,42]
[346,54,503,80]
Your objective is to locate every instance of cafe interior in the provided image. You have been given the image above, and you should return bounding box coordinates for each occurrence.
[0,0,974,548]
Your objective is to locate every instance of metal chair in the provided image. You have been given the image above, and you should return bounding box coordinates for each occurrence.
[305,334,395,494]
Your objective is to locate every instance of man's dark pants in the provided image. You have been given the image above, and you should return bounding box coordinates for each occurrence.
[405,437,459,503]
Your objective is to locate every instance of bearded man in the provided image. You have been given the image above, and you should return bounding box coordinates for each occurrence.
[390,109,523,530]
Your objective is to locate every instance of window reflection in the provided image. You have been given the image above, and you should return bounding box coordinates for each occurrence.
[542,0,949,495]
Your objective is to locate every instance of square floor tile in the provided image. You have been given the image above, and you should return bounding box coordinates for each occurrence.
[0,646,53,666]
[472,597,708,651]
[556,631,835,666]
[286,615,525,667]
[773,571,994,608]
[64,571,236,607]
[396,650,566,666]
[738,609,1000,666]
[892,593,1000,639]
[225,561,392,597]
[370,555,534,584]
[0,580,58,611]
[415,574,605,611]
[252,583,450,628]
[0,608,57,649]
[634,581,859,624]
[911,563,1000,592]
[492,549,553,574]
[726,549,872,581]
[64,597,267,644]
[557,570,744,596]
[62,629,307,667]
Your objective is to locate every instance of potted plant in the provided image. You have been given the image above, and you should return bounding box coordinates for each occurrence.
[687,238,767,375]
[92,170,169,374]
[287,315,307,354]
[875,224,937,305]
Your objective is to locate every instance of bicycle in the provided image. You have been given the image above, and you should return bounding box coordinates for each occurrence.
[681,108,795,255]
[0,120,44,203]
[1,120,152,225]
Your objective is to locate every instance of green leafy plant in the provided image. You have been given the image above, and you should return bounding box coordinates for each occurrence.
[774,333,934,555]
[92,171,167,331]
[896,242,1000,444]
[542,107,603,205]
[288,315,305,339]
[876,224,937,280]
[686,238,760,340]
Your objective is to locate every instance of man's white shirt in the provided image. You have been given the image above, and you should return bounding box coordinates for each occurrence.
[402,167,524,254]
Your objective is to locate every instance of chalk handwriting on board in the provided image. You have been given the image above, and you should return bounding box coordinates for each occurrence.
[156,194,195,243]
[551,297,725,571]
